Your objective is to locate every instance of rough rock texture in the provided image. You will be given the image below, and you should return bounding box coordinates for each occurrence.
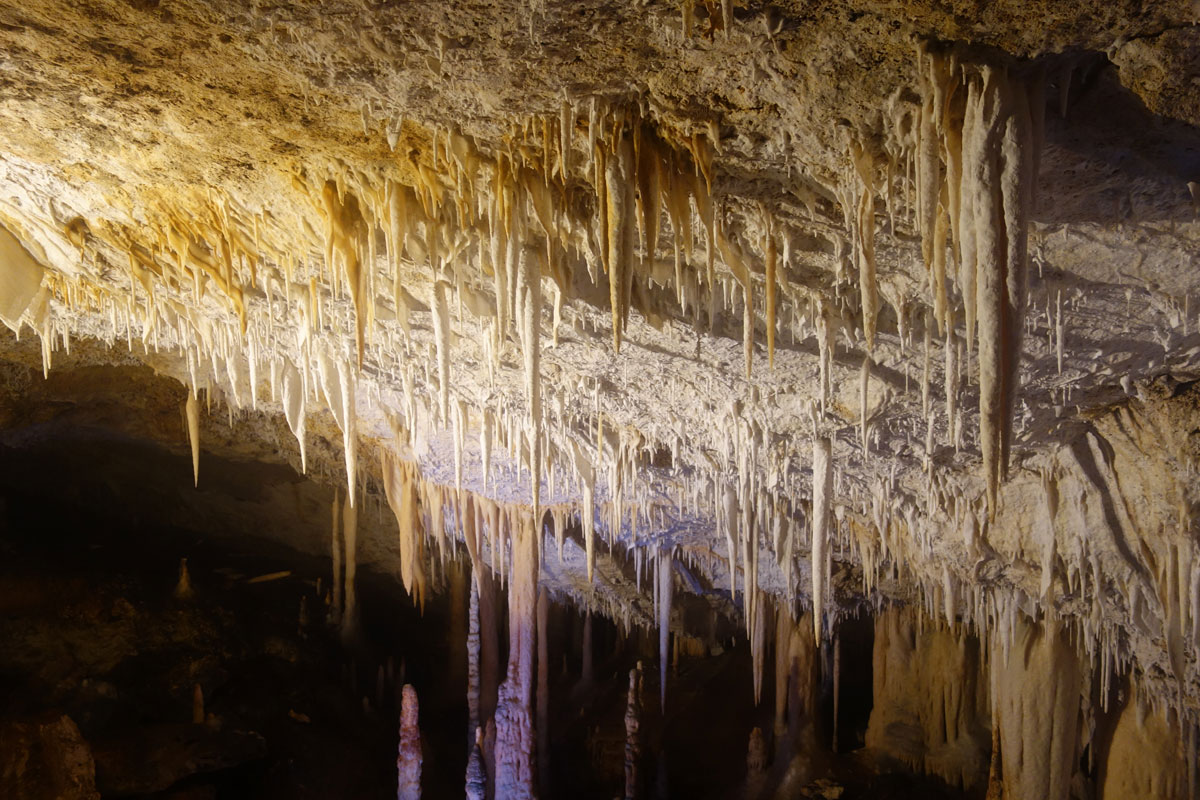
[0,715,100,800]
[1,0,1200,794]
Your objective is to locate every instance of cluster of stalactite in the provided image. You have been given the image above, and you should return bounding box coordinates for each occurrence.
[0,39,1054,569]
[863,606,1192,800]
[3,32,1198,798]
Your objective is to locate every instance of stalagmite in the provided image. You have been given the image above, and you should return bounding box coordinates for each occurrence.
[536,587,549,797]
[811,437,832,645]
[468,577,481,746]
[623,662,643,800]
[493,513,538,800]
[185,389,200,487]
[397,684,422,800]
[465,500,501,739]
[751,587,767,706]
[192,683,205,725]
[174,557,194,600]
[466,727,487,800]
[746,727,767,778]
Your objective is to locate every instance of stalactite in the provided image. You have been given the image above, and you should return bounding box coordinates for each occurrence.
[281,361,307,473]
[961,65,1034,517]
[185,389,200,487]
[991,617,1081,800]
[812,437,832,645]
[816,301,832,412]
[319,354,359,507]
[945,326,959,451]
[723,485,739,601]
[567,442,597,583]
[851,140,878,350]
[751,586,768,706]
[606,131,635,354]
[432,279,452,425]
[518,245,542,518]
[397,684,422,800]
[764,219,777,367]
[321,181,368,368]
[382,456,427,610]
[866,606,989,790]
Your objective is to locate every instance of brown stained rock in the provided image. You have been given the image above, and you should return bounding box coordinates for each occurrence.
[0,714,100,800]
[1113,27,1200,128]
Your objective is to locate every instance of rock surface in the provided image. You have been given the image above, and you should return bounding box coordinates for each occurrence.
[0,714,100,800]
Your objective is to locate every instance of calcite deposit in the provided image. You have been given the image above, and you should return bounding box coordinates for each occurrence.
[0,0,1199,796]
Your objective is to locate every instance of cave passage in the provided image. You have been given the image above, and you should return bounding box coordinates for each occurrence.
[0,379,984,800]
